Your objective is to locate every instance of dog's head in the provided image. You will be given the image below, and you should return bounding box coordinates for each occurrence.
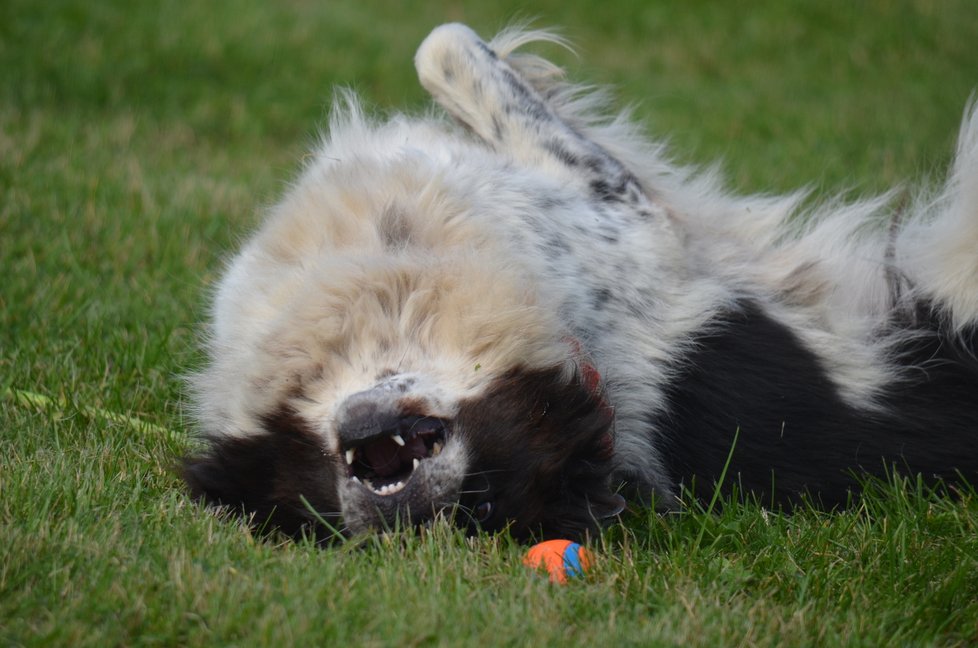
[183,353,623,543]
[182,149,625,542]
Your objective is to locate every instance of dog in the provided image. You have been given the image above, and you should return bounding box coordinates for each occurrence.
[183,24,978,543]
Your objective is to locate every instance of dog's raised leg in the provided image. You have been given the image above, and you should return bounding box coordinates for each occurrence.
[415,23,663,220]
[417,24,686,505]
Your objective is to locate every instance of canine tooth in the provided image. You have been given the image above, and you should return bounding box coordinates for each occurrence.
[413,458,420,470]
[351,476,361,484]
[345,449,355,465]
[391,434,405,447]
[432,441,443,456]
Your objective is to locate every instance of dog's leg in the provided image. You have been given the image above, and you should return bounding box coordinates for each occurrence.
[416,24,663,220]
[417,24,686,505]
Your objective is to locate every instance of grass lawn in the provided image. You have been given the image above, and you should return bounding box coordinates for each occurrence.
[3,0,977,645]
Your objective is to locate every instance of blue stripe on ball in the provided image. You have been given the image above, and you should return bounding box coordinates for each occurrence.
[562,542,584,577]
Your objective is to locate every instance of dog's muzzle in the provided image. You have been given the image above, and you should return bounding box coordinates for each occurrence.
[334,381,466,532]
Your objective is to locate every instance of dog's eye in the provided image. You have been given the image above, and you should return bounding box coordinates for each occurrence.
[474,501,493,522]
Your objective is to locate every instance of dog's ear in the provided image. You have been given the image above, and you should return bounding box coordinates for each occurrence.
[181,422,342,541]
[182,449,254,508]
[183,453,227,504]
[182,447,301,539]
[181,437,278,515]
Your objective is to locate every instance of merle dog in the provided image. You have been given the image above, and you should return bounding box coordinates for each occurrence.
[183,24,978,542]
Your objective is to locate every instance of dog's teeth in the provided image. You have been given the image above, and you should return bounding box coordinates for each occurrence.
[345,449,355,465]
[391,434,405,447]
[432,441,443,456]
[413,458,420,470]
[366,480,408,496]
[351,476,361,484]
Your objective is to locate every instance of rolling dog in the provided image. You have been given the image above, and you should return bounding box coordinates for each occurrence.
[184,24,978,541]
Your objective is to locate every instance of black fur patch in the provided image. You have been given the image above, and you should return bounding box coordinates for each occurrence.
[182,409,342,542]
[453,366,621,541]
[657,300,978,508]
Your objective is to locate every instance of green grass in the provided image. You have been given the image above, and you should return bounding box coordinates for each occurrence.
[3,0,978,645]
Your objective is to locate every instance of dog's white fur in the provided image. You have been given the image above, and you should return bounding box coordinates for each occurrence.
[188,24,978,535]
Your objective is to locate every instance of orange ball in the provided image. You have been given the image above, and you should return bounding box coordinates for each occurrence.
[523,539,593,584]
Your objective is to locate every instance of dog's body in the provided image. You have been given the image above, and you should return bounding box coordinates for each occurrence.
[184,24,978,541]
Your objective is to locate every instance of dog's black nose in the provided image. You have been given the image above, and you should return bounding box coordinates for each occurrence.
[335,388,405,447]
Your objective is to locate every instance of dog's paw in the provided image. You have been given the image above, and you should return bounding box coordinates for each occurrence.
[415,23,491,98]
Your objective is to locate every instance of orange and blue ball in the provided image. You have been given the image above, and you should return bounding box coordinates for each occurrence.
[523,539,593,584]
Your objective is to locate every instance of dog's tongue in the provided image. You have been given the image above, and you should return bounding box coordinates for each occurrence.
[363,435,427,477]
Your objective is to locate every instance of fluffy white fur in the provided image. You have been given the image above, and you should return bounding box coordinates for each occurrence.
[188,24,978,534]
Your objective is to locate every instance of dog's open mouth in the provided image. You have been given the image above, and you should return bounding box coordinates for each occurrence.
[343,417,446,496]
